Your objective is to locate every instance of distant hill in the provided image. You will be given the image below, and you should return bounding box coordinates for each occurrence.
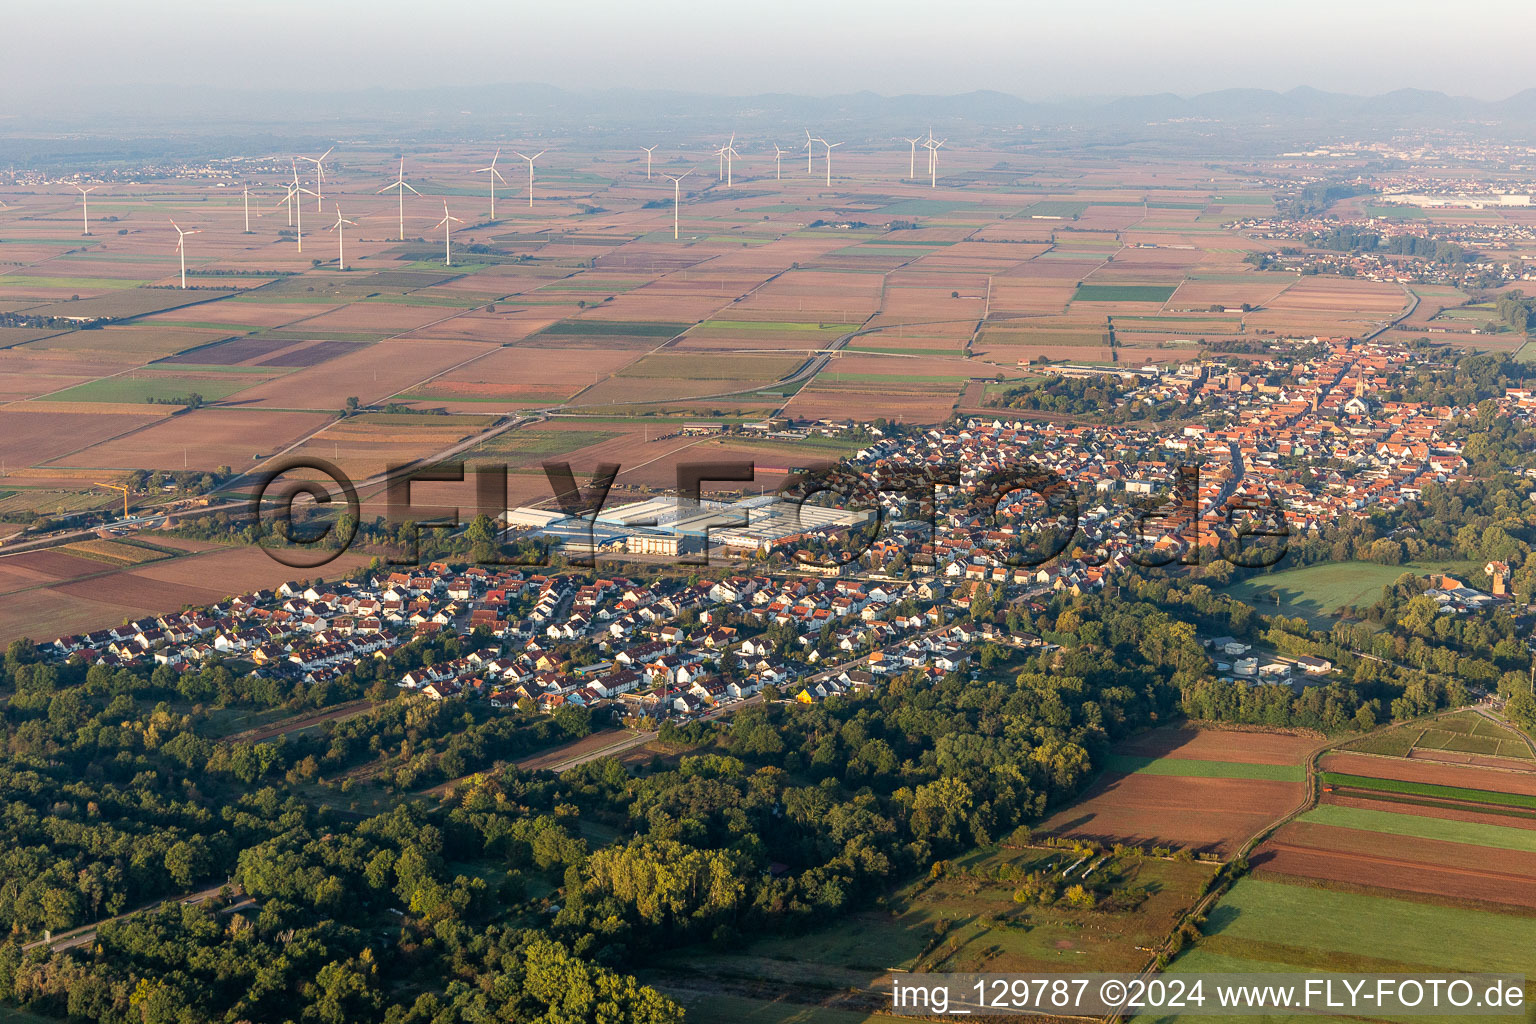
[9,81,1536,151]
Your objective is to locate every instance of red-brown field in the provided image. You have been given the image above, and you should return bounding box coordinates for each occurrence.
[1321,751,1536,796]
[1041,775,1302,856]
[1251,836,1536,908]
[0,544,370,643]
[1120,726,1318,765]
[0,408,170,466]
[1038,727,1314,855]
[54,408,334,472]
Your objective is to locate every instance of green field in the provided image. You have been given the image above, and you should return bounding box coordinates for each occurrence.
[0,275,145,291]
[1516,340,1536,364]
[47,374,256,404]
[1298,803,1536,853]
[1222,559,1479,627]
[1072,284,1177,303]
[1364,204,1428,219]
[537,320,690,337]
[1141,878,1536,1023]
[1320,772,1536,810]
[473,428,622,461]
[1189,877,1536,974]
[1102,754,1304,782]
[703,320,853,333]
[876,199,980,217]
[1345,711,1534,761]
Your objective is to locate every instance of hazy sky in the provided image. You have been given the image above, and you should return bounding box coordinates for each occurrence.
[7,0,1535,103]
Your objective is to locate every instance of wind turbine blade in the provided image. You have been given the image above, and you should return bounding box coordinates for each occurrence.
[403,182,422,195]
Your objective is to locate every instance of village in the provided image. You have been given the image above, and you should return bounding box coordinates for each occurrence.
[28,338,1532,722]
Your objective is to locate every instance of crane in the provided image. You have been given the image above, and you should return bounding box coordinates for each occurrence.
[95,482,130,519]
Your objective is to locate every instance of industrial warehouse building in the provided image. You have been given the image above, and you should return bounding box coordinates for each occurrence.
[502,494,872,558]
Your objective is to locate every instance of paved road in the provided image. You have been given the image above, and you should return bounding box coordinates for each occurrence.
[22,883,239,953]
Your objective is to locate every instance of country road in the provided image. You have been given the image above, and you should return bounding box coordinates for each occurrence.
[22,883,244,953]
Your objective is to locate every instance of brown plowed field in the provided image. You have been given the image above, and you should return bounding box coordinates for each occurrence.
[1322,752,1536,796]
[1119,726,1317,765]
[1039,775,1302,856]
[1253,836,1536,909]
[1325,792,1536,831]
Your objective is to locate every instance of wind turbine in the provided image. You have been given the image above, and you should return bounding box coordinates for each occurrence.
[474,148,508,219]
[282,160,302,226]
[901,136,922,180]
[663,170,691,240]
[74,185,97,235]
[274,182,318,252]
[433,201,464,266]
[515,150,546,208]
[820,139,842,187]
[772,144,787,181]
[241,185,254,233]
[719,134,740,187]
[298,146,333,210]
[328,205,356,270]
[377,159,421,242]
[926,137,947,188]
[803,130,818,175]
[640,145,658,181]
[170,219,200,289]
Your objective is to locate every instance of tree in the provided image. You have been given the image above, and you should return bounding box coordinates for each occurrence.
[1063,884,1096,909]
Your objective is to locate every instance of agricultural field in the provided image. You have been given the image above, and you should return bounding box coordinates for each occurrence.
[0,542,369,644]
[1146,718,1536,1014]
[1147,876,1536,1024]
[1038,727,1314,856]
[1233,749,1536,909]
[1343,710,1535,763]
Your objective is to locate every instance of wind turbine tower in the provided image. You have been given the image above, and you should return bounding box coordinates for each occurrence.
[902,137,922,180]
[275,182,318,252]
[170,219,200,289]
[721,134,740,187]
[474,148,508,219]
[328,206,357,270]
[820,139,842,187]
[299,147,333,210]
[74,185,96,236]
[377,159,422,242]
[664,170,692,240]
[515,150,546,208]
[434,201,464,266]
